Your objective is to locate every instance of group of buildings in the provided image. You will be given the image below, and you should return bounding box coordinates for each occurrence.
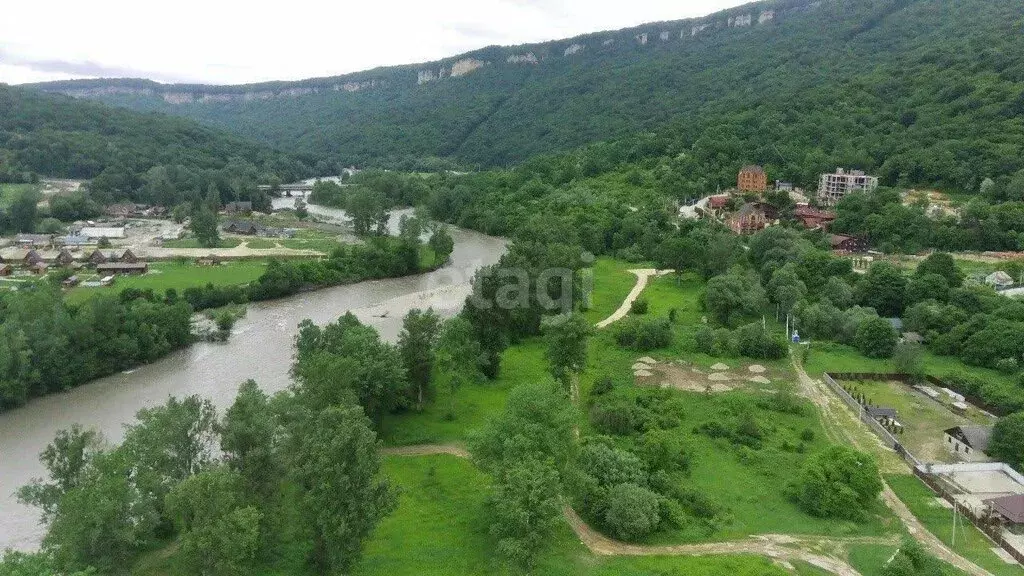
[692,166,878,252]
[15,226,128,251]
[0,247,148,282]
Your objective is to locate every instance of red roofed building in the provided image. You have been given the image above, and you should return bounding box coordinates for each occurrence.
[737,165,768,193]
[829,234,869,253]
[728,204,770,235]
[794,206,836,230]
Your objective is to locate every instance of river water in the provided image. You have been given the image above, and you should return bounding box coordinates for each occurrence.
[0,207,507,551]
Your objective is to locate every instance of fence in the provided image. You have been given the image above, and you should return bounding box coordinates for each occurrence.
[827,372,1007,417]
[822,373,922,468]
[912,465,1024,565]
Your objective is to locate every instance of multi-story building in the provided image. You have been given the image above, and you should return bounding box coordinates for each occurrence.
[737,165,767,192]
[817,168,878,207]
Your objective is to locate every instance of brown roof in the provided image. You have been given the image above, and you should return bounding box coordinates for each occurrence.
[985,494,1024,524]
[740,165,765,174]
[709,195,729,209]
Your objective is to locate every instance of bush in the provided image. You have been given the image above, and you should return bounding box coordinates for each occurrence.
[613,317,673,351]
[629,298,649,315]
[590,397,646,435]
[603,483,662,541]
[637,429,690,474]
[854,316,898,358]
[789,445,882,520]
[734,323,788,360]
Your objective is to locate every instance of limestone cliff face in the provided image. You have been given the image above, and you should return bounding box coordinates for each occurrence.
[45,1,820,105]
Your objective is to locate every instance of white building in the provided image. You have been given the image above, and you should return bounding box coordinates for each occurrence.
[944,425,993,463]
[817,168,879,207]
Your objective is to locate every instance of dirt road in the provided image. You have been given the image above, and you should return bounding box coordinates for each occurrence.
[790,352,993,576]
[595,269,672,329]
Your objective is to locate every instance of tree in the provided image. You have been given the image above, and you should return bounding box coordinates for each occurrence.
[768,264,807,316]
[856,262,907,317]
[42,450,159,572]
[487,458,562,567]
[171,202,190,224]
[603,483,662,541]
[292,404,396,573]
[164,468,262,576]
[120,395,219,514]
[989,412,1024,472]
[823,277,854,310]
[704,268,768,325]
[892,342,924,380]
[855,316,899,358]
[37,217,64,234]
[17,425,104,523]
[294,199,309,221]
[346,188,388,236]
[915,252,964,288]
[881,540,947,576]
[905,273,950,304]
[220,380,281,501]
[190,203,220,248]
[397,308,441,409]
[470,381,576,473]
[292,314,408,423]
[435,317,482,418]
[9,187,40,233]
[790,445,882,521]
[428,226,455,265]
[544,314,592,390]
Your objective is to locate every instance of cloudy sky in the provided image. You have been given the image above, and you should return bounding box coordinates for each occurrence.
[0,0,746,86]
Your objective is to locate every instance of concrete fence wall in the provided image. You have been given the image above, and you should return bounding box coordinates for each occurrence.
[822,373,922,468]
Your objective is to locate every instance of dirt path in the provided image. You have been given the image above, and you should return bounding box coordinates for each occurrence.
[790,352,993,576]
[595,269,673,329]
[384,443,870,575]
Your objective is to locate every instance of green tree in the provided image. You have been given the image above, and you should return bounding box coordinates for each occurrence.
[603,483,662,541]
[294,199,309,221]
[790,445,882,520]
[855,316,899,358]
[892,342,925,380]
[292,404,396,573]
[905,273,950,305]
[856,262,907,317]
[435,316,483,419]
[346,188,388,236]
[190,203,221,248]
[470,381,576,473]
[42,450,159,572]
[915,252,964,288]
[171,202,190,224]
[428,226,455,265]
[37,217,63,234]
[397,308,441,409]
[120,395,218,515]
[17,425,104,523]
[544,314,592,390]
[704,268,768,326]
[220,380,281,501]
[164,468,262,576]
[989,412,1024,472]
[487,458,562,568]
[9,187,41,233]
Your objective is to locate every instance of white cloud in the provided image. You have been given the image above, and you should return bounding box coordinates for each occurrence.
[0,0,747,85]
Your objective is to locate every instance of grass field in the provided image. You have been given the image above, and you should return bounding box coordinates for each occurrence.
[246,238,278,249]
[65,260,268,303]
[160,237,244,249]
[582,258,647,325]
[886,474,1022,576]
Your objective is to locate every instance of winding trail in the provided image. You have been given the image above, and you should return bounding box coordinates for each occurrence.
[790,352,993,576]
[595,269,673,328]
[383,444,875,575]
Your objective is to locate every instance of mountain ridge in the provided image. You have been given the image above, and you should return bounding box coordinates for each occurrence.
[28,0,802,102]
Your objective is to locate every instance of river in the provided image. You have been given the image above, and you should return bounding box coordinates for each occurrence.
[0,207,507,552]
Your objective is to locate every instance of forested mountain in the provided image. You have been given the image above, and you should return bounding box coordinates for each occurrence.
[0,85,308,204]
[29,0,1024,193]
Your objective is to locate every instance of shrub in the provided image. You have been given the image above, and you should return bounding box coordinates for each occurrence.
[603,483,662,541]
[996,357,1019,374]
[789,445,882,520]
[590,397,645,436]
[638,429,690,474]
[613,317,673,351]
[735,323,787,360]
[629,298,649,315]
[854,316,898,358]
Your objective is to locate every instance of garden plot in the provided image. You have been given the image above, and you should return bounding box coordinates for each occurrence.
[633,357,776,393]
[835,378,996,464]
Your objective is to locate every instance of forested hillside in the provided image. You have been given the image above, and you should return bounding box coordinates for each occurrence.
[0,85,308,205]
[30,0,1024,193]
